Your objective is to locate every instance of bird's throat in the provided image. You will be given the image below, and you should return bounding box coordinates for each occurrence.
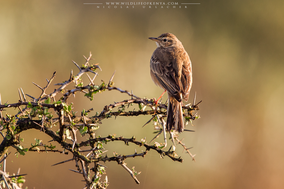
[155,42,160,47]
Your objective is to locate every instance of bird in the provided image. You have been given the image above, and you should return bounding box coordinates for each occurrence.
[149,33,192,132]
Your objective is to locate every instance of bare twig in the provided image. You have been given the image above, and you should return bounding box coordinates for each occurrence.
[175,137,196,161]
[119,161,140,184]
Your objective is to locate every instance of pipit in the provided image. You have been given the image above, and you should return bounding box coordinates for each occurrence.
[149,33,192,132]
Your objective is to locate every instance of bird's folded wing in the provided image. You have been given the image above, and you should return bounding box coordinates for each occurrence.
[150,57,182,102]
[180,59,192,102]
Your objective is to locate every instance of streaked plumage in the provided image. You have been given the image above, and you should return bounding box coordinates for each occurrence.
[149,33,192,132]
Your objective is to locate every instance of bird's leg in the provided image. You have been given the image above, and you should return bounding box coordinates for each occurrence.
[156,90,166,105]
[154,90,166,114]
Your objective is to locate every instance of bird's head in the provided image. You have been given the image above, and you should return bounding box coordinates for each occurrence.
[149,33,180,48]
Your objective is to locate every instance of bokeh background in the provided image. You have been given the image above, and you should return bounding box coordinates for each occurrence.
[1,0,284,188]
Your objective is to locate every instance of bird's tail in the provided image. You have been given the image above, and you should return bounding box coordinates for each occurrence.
[166,96,184,132]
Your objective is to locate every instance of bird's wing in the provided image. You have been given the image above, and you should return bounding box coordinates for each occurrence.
[150,55,182,102]
[180,52,192,102]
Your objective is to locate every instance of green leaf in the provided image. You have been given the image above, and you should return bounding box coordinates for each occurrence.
[43,108,49,115]
[79,126,88,136]
[82,109,87,116]
[6,134,12,140]
[17,177,26,184]
[77,82,84,87]
[98,166,105,174]
[68,104,72,112]
[49,144,56,150]
[138,103,143,110]
[96,141,103,149]
[17,146,28,156]
[54,100,62,106]
[35,138,42,145]
[44,97,51,104]
[153,116,158,122]
[11,125,15,131]
[94,177,100,183]
[27,102,33,108]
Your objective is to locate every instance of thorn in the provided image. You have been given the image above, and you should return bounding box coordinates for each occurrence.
[94,64,102,71]
[97,163,107,168]
[18,88,23,102]
[108,71,116,85]
[32,82,43,90]
[20,88,27,102]
[84,52,93,66]
[69,169,82,174]
[193,92,197,105]
[26,94,36,101]
[192,100,202,110]
[8,174,27,178]
[142,115,155,127]
[72,140,76,151]
[130,90,134,99]
[47,71,56,85]
[149,130,162,143]
[54,82,64,86]
[196,100,202,106]
[0,152,10,164]
[91,75,97,84]
[86,73,95,85]
[72,60,81,70]
[16,167,21,176]
[183,129,195,132]
[186,147,193,150]
[52,158,74,166]
[168,146,173,153]
[70,69,73,80]
[2,175,9,188]
[89,69,98,75]
[3,153,7,172]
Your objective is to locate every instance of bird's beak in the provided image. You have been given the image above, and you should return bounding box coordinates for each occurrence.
[149,37,159,42]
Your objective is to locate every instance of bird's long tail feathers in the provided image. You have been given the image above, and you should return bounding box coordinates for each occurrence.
[166,96,184,132]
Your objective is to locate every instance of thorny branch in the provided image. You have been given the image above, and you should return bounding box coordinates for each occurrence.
[0,52,201,188]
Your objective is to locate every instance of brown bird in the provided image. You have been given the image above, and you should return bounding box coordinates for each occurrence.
[149,33,192,132]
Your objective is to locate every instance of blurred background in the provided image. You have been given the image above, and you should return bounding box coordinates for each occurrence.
[1,0,284,188]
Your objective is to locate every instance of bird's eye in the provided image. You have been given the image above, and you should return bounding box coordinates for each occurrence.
[163,38,167,42]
